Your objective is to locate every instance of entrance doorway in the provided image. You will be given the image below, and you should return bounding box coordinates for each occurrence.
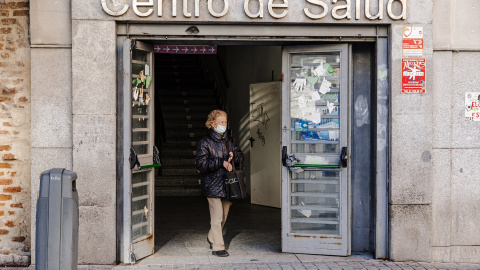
[119,34,386,264]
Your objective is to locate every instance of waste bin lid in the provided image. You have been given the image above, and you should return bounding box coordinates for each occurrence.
[39,168,78,199]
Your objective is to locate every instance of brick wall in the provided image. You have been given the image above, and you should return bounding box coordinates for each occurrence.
[0,0,30,266]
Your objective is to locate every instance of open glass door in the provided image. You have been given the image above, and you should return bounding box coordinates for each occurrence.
[122,39,156,263]
[281,44,350,256]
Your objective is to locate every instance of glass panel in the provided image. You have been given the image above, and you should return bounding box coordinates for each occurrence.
[291,143,339,154]
[132,50,148,62]
[290,52,341,157]
[132,63,146,77]
[289,51,342,235]
[131,49,152,155]
[131,171,151,240]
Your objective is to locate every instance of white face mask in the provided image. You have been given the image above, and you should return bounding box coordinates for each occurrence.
[215,125,227,134]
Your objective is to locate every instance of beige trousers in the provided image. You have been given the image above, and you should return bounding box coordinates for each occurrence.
[207,197,232,251]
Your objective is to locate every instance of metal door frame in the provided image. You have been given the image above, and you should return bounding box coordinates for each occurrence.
[281,44,351,255]
[117,38,156,264]
[116,24,390,262]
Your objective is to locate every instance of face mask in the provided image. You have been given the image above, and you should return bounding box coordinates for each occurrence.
[215,125,227,134]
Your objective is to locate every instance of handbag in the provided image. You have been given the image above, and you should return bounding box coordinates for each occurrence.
[224,162,247,202]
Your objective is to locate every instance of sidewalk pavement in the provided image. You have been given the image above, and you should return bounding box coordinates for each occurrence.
[3,254,480,270]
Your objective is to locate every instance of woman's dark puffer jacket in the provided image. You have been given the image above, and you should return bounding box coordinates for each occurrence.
[196,129,244,198]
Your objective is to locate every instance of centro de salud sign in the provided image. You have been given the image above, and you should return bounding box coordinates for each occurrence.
[102,0,407,20]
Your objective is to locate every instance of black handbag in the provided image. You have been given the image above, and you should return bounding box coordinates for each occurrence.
[224,163,247,202]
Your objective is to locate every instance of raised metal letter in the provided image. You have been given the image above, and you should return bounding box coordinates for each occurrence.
[387,0,406,20]
[208,0,229,18]
[184,0,191,17]
[356,0,361,19]
[158,0,177,17]
[268,0,288,19]
[195,0,200,17]
[365,0,383,20]
[133,0,154,17]
[244,0,264,18]
[101,0,129,16]
[332,0,351,20]
[304,0,328,20]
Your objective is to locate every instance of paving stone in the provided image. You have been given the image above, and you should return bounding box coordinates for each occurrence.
[278,263,294,270]
[267,263,282,270]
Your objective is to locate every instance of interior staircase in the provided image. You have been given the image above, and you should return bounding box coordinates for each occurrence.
[155,54,222,196]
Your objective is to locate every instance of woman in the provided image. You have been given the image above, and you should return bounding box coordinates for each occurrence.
[195,109,244,257]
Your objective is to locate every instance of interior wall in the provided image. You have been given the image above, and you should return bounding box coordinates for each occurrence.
[220,46,282,194]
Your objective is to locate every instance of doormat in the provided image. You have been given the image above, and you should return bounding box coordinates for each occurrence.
[154,45,217,54]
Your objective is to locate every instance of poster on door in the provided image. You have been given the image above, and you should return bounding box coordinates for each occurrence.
[402,58,426,93]
[465,92,480,121]
[403,26,423,57]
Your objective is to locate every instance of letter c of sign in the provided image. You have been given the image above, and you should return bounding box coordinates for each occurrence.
[101,0,129,16]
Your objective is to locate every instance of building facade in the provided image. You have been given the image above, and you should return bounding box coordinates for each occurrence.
[0,0,479,266]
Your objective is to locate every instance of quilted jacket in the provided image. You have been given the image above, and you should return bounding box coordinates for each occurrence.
[196,128,244,198]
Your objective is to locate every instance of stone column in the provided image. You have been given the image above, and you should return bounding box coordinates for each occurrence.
[30,0,73,264]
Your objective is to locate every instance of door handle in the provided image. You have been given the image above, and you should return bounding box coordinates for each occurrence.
[282,146,288,166]
[129,147,141,170]
[340,147,348,168]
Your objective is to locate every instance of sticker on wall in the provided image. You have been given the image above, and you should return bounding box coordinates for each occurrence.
[402,58,426,93]
[403,26,424,57]
[465,92,480,121]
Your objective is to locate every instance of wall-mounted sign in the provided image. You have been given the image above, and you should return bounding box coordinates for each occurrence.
[154,45,217,54]
[402,26,423,57]
[402,58,426,93]
[101,0,407,20]
[465,92,480,121]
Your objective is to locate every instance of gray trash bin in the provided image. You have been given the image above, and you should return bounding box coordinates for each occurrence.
[36,168,78,270]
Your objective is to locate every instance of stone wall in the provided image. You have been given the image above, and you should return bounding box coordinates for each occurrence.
[29,0,73,265]
[429,0,480,264]
[0,0,30,266]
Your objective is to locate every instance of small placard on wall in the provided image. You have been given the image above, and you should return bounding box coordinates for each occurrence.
[403,26,424,57]
[465,92,480,121]
[402,58,426,93]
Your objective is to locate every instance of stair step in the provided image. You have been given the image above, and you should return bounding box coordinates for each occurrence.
[162,140,199,148]
[158,89,216,97]
[157,73,204,79]
[157,79,207,86]
[162,105,220,114]
[160,98,218,106]
[156,58,200,64]
[155,68,203,74]
[161,158,196,166]
[156,176,200,187]
[163,122,206,130]
[157,84,214,90]
[162,149,198,157]
[165,131,206,140]
[155,187,201,197]
[163,115,207,122]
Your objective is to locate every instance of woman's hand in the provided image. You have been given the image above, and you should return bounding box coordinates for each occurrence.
[223,160,233,172]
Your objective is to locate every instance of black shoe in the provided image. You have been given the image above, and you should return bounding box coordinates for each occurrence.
[207,237,213,249]
[212,250,229,257]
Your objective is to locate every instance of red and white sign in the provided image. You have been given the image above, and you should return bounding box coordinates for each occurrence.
[402,26,423,57]
[402,58,426,93]
[465,92,480,121]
